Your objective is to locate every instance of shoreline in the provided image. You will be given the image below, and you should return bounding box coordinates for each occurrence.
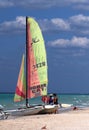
[0,108,89,130]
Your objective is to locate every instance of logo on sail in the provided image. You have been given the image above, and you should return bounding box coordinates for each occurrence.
[32,37,39,44]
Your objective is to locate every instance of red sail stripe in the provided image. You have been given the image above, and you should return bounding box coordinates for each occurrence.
[16,86,26,98]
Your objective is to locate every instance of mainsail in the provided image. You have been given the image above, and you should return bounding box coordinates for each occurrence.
[14,17,48,103]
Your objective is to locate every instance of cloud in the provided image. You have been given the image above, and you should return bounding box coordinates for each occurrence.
[51,18,70,30]
[39,15,89,36]
[0,16,26,34]
[67,0,88,4]
[69,14,89,35]
[0,0,89,10]
[0,0,14,7]
[39,18,70,32]
[0,14,89,37]
[70,14,89,27]
[48,36,89,48]
[0,16,70,34]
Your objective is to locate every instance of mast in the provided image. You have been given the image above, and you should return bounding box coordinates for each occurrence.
[26,16,29,107]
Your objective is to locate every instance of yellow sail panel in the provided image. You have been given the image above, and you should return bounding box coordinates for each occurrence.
[14,54,26,102]
[27,17,48,98]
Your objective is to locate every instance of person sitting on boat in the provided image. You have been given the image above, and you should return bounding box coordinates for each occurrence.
[41,95,49,104]
[49,94,54,105]
[53,94,62,107]
[53,93,58,105]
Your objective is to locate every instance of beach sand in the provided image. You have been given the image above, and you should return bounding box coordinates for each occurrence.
[0,108,89,130]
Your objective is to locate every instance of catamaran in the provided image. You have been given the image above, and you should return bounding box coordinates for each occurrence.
[7,16,48,116]
[5,16,72,117]
[6,16,59,116]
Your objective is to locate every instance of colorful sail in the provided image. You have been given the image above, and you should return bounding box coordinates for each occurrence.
[27,17,48,98]
[14,17,48,102]
[14,54,26,102]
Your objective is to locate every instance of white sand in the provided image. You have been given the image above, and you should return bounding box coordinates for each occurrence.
[0,109,89,130]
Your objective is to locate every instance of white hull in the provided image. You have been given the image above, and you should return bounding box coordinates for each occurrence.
[38,103,73,114]
[61,103,73,108]
[6,105,43,116]
[3,104,73,117]
[4,104,73,117]
[39,103,73,114]
[58,103,73,113]
[39,104,59,114]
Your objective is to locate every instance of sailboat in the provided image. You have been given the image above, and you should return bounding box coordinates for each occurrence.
[10,16,60,116]
[8,16,49,116]
[4,17,72,117]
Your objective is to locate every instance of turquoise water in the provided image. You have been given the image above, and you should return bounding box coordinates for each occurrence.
[0,94,89,110]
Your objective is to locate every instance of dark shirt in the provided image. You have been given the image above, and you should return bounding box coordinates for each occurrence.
[54,97,58,104]
[49,96,54,105]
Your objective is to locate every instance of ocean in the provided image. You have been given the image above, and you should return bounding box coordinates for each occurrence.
[0,93,89,110]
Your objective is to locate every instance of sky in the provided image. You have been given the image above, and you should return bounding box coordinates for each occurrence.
[0,0,89,94]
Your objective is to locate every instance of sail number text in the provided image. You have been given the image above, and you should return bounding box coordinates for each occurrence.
[33,61,46,69]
